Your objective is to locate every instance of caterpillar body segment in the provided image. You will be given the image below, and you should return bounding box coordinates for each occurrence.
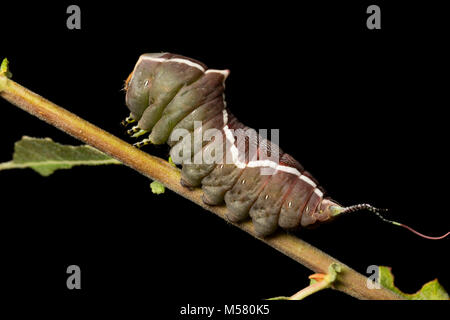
[124,53,342,237]
[169,110,230,168]
[137,60,205,134]
[278,177,316,229]
[150,71,227,145]
[248,166,300,235]
[201,121,254,205]
[224,167,273,222]
[167,97,226,147]
[180,125,229,188]
[201,163,246,206]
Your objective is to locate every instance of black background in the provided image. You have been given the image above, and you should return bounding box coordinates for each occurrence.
[0,0,448,316]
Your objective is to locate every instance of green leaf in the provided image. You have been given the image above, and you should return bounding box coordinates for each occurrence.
[379,266,449,300]
[150,181,165,194]
[0,136,122,176]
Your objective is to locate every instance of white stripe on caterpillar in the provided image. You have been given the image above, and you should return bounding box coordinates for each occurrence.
[246,160,300,176]
[300,175,317,187]
[205,69,229,77]
[168,58,206,72]
[222,109,228,125]
[276,166,302,176]
[141,56,206,72]
[139,56,166,63]
[314,188,324,198]
[205,69,230,85]
[206,69,229,89]
[223,124,246,169]
[222,109,311,179]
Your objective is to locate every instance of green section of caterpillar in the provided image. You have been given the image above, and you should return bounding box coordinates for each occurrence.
[123,53,348,237]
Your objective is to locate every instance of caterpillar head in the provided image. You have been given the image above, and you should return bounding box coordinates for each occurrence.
[125,53,170,121]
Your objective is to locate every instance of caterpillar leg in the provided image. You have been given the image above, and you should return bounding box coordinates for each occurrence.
[127,126,149,139]
[127,126,141,136]
[120,115,136,127]
[133,139,151,149]
[131,129,149,138]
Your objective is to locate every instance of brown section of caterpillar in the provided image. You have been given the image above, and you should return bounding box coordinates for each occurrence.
[124,53,341,237]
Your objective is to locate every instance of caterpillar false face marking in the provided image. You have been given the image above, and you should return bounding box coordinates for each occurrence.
[122,53,449,240]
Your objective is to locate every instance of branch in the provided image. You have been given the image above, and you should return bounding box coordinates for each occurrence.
[0,72,403,300]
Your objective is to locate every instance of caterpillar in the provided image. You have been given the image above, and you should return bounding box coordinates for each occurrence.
[122,52,449,240]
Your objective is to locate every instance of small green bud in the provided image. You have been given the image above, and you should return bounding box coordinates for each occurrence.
[150,180,165,194]
[1,58,12,78]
